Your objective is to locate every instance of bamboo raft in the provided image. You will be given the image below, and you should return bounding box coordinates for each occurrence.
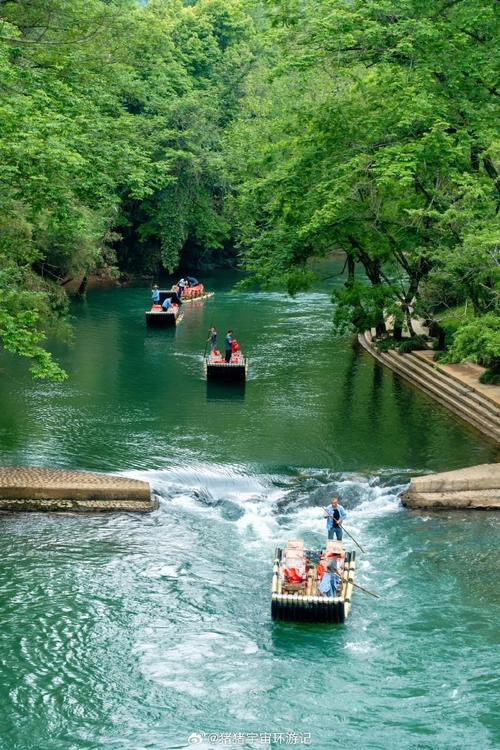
[271,539,356,623]
[181,291,214,303]
[174,283,213,303]
[145,305,183,327]
[205,351,248,382]
[145,290,183,328]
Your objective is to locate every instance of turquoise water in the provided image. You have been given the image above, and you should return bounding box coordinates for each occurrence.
[0,271,498,750]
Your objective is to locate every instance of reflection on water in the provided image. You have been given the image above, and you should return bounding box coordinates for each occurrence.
[206,382,246,402]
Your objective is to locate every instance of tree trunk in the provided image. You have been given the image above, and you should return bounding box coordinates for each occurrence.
[404,306,416,337]
[77,276,88,297]
[346,254,355,288]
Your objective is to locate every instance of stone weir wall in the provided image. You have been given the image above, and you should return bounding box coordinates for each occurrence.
[358,331,500,446]
[402,463,500,510]
[0,467,157,512]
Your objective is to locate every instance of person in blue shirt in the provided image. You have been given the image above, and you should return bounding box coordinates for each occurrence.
[224,330,233,363]
[161,297,172,312]
[324,497,347,540]
[186,276,199,286]
[152,285,160,304]
[177,278,186,297]
[319,555,342,596]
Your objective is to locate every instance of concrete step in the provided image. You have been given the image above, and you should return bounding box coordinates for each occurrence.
[402,488,500,510]
[406,463,500,493]
[409,352,500,419]
[382,350,500,442]
[386,351,500,429]
[0,466,156,512]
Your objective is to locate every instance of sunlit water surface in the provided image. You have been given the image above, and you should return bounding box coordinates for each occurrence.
[0,270,498,750]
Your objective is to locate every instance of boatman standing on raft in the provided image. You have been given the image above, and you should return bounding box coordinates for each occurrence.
[324,497,347,540]
[224,330,233,363]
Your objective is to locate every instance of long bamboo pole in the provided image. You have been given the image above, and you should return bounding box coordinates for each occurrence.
[348,579,380,599]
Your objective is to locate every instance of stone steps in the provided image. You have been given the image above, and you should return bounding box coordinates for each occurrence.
[384,350,500,437]
[409,351,500,419]
[358,332,500,444]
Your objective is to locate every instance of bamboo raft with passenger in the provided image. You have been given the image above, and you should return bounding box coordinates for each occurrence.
[271,539,356,623]
[145,290,183,327]
[177,283,214,303]
[174,277,214,303]
[205,336,248,382]
[205,351,248,381]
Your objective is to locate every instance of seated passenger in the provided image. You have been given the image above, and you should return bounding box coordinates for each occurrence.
[318,571,335,597]
[186,276,199,287]
[161,297,172,311]
[327,556,343,593]
[318,556,343,597]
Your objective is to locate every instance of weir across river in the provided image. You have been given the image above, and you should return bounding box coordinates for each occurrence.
[0,467,155,512]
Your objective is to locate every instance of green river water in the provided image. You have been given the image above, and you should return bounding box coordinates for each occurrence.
[0,270,499,750]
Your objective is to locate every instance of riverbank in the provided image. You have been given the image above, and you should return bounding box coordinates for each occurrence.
[402,463,500,509]
[358,331,500,446]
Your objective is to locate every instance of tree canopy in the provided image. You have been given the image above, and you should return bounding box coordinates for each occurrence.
[227,0,499,359]
[0,0,254,377]
[0,0,498,377]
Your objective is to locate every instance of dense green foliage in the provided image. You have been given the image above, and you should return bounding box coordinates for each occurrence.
[0,0,498,378]
[0,0,254,377]
[439,313,500,381]
[227,0,499,354]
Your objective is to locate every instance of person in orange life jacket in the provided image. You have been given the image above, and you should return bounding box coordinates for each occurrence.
[224,330,233,363]
[324,497,347,540]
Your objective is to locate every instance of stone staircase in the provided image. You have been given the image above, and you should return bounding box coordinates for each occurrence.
[358,331,500,445]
